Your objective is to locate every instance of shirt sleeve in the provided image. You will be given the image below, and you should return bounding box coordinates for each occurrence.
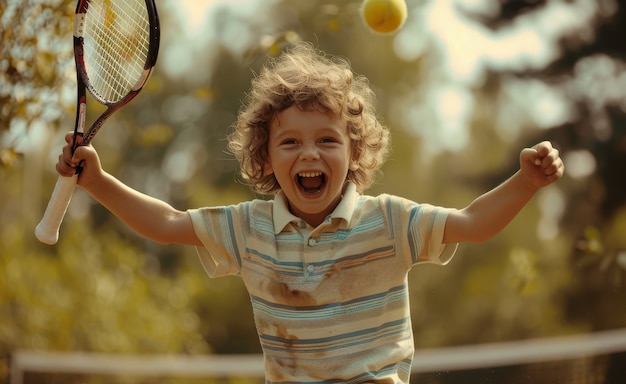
[384,195,458,267]
[187,205,247,278]
[409,204,458,266]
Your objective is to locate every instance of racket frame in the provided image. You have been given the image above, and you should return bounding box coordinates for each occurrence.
[74,0,160,147]
[35,0,160,245]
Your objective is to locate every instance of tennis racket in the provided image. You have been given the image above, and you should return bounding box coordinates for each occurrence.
[35,0,160,245]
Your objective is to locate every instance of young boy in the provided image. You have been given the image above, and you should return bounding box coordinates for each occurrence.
[55,42,564,383]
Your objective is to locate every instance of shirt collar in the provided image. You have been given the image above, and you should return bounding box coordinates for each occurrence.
[272,181,358,234]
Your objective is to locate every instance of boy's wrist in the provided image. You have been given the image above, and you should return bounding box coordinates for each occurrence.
[80,170,108,195]
[514,170,542,194]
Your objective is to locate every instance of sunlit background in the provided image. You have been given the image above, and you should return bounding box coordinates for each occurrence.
[1,0,626,382]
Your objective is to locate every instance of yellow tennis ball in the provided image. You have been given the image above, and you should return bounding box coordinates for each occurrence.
[361,0,408,34]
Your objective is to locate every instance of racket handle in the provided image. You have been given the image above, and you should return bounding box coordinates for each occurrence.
[35,174,78,245]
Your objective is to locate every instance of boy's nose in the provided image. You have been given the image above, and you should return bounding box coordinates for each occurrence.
[299,143,320,160]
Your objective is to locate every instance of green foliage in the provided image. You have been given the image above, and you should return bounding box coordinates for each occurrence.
[0,220,210,356]
[2,0,626,381]
[1,0,74,157]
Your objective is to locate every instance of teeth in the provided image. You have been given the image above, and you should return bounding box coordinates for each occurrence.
[298,171,322,178]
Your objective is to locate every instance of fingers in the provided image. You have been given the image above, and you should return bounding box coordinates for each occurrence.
[522,142,555,167]
[521,141,565,185]
[533,141,557,167]
[56,143,76,177]
[56,133,95,177]
[522,141,549,164]
[536,143,563,176]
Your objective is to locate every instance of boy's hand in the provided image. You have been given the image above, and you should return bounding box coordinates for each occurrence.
[56,131,103,190]
[519,141,564,190]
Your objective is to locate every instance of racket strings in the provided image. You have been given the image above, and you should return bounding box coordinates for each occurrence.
[83,0,151,103]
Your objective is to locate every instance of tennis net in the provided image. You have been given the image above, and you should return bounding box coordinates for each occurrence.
[411,328,626,383]
[9,328,626,383]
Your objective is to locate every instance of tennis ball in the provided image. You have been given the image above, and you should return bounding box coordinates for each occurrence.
[361,0,408,34]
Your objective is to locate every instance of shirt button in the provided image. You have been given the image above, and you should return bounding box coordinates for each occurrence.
[306,264,315,273]
[308,238,317,247]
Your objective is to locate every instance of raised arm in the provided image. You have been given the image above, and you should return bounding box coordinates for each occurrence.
[442,141,564,244]
[56,132,201,246]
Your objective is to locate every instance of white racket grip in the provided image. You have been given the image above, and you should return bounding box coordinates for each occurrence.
[35,174,78,245]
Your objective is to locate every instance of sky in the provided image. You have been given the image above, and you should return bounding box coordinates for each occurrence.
[174,0,612,142]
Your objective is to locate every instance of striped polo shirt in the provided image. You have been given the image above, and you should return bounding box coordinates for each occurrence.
[188,182,457,383]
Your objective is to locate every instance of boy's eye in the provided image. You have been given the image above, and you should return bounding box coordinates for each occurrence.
[281,139,297,145]
[320,137,337,143]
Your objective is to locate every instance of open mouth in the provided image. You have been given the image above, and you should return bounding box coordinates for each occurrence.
[297,171,325,194]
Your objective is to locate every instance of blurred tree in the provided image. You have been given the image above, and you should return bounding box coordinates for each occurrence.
[2,1,626,382]
[0,0,73,168]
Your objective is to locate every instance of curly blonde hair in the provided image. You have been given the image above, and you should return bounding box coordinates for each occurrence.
[228,42,390,194]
